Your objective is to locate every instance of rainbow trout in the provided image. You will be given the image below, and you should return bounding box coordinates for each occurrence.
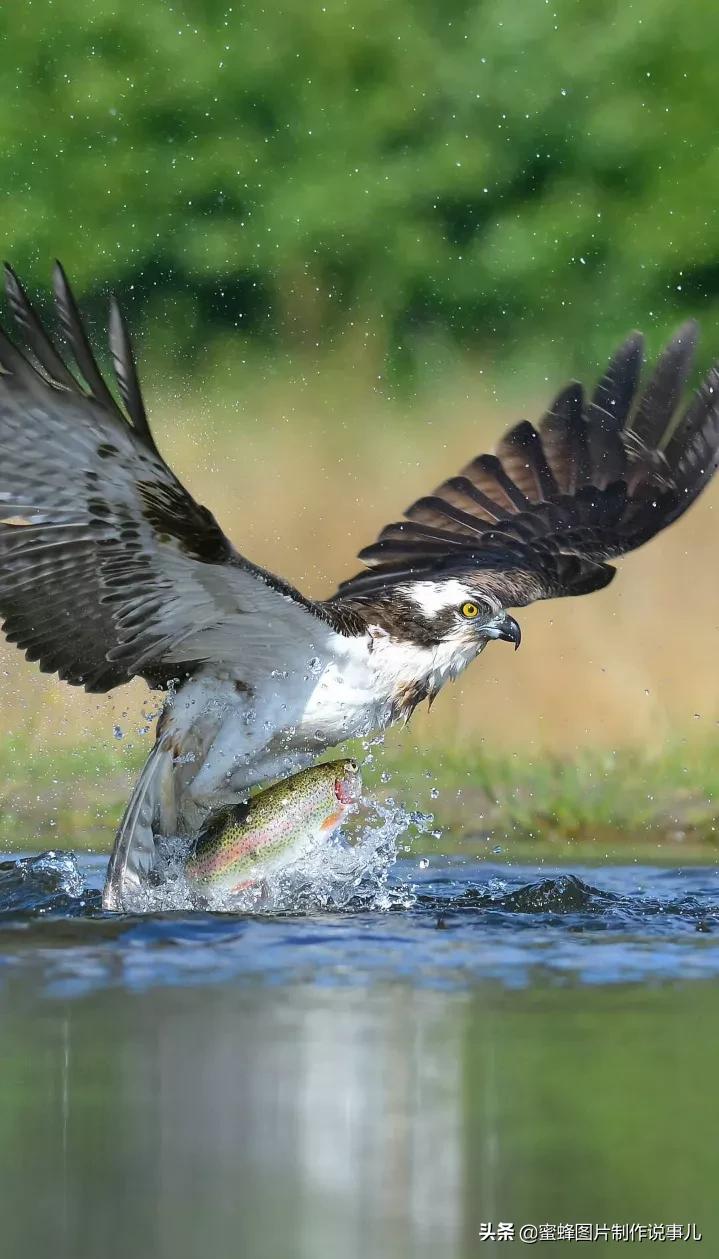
[185,758,361,895]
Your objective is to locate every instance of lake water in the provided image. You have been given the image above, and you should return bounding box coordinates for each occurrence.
[0,851,717,1257]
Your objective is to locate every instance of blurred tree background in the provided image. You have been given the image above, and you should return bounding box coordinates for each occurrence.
[1,0,717,382]
[1,0,719,804]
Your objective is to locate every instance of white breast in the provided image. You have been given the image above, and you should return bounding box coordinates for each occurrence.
[160,625,480,808]
[298,626,480,737]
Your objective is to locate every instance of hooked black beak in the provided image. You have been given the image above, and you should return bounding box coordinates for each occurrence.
[483,613,522,650]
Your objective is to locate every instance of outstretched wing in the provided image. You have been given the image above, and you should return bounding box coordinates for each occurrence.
[0,265,332,691]
[335,324,719,607]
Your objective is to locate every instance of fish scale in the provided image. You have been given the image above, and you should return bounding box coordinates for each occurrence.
[185,759,361,895]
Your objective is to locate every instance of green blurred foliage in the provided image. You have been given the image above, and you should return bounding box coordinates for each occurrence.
[0,0,717,376]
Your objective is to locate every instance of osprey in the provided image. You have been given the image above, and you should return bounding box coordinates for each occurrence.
[0,266,716,908]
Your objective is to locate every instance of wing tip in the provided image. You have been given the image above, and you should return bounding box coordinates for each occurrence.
[52,258,69,297]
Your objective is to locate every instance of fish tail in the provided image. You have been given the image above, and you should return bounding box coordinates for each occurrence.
[102,736,175,910]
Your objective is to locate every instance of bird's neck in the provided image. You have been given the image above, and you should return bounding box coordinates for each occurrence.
[325,603,482,726]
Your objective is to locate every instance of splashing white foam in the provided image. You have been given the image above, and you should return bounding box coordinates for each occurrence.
[26,850,85,899]
[130,796,433,915]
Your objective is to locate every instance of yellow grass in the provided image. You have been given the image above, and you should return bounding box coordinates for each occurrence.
[3,350,719,763]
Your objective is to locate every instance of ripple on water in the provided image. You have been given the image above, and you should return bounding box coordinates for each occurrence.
[0,848,718,998]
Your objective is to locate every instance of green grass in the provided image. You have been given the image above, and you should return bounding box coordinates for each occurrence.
[0,737,138,854]
[382,739,719,835]
[373,739,719,862]
[1,732,717,863]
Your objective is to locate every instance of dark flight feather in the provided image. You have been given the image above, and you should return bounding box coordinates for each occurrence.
[538,383,589,494]
[631,321,697,450]
[496,420,559,501]
[52,261,121,414]
[108,298,159,454]
[591,331,644,423]
[336,325,719,609]
[4,264,79,390]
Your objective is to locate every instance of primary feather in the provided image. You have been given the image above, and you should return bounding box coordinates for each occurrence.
[337,321,719,605]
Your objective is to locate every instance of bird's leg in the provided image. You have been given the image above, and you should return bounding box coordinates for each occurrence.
[168,751,245,837]
[176,714,320,831]
[177,714,260,815]
[181,778,251,831]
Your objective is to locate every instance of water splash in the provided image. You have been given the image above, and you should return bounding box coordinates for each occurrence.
[0,850,90,918]
[126,796,432,915]
[1,853,719,994]
[0,857,718,995]
[257,797,428,914]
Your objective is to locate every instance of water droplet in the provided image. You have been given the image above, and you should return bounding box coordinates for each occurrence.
[173,751,196,766]
[113,725,123,740]
[430,787,439,799]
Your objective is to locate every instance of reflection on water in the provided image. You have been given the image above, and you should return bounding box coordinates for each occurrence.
[0,983,465,1259]
[1,978,719,1258]
[0,853,718,1257]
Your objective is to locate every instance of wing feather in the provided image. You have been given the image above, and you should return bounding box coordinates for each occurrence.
[0,268,332,691]
[496,420,559,501]
[108,298,158,452]
[631,321,697,450]
[52,261,121,416]
[591,331,644,422]
[4,264,79,390]
[336,326,719,608]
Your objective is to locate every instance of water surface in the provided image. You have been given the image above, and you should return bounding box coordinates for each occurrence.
[0,851,717,1257]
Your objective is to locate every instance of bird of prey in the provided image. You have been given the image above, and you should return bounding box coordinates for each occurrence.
[0,265,716,909]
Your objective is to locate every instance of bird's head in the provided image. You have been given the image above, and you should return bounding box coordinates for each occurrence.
[354,576,522,671]
[335,574,524,721]
[352,577,522,719]
[397,579,521,656]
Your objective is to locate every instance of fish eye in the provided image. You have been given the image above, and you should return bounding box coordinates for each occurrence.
[461,601,480,619]
[348,759,358,772]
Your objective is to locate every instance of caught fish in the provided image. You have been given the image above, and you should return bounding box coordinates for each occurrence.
[185,758,361,896]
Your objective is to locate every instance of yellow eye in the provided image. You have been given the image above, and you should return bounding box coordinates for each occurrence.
[461,601,479,619]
